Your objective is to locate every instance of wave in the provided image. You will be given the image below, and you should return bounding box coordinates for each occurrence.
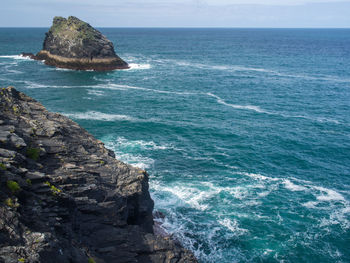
[62,111,137,122]
[114,152,154,170]
[115,136,170,151]
[103,138,155,170]
[206,92,267,113]
[236,170,350,229]
[313,186,345,202]
[127,63,151,70]
[283,179,307,191]
[5,80,345,126]
[87,89,105,96]
[155,58,350,83]
[151,182,215,211]
[102,83,197,95]
[206,92,344,125]
[0,55,32,60]
[54,67,74,71]
[156,58,276,74]
[218,218,248,235]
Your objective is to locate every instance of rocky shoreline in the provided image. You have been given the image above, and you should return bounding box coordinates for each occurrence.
[0,87,197,263]
[23,16,129,71]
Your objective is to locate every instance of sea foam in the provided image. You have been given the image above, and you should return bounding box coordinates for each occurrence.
[206,92,267,113]
[63,111,136,122]
[0,55,32,60]
[127,63,152,70]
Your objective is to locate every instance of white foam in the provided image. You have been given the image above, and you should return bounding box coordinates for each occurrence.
[163,58,275,74]
[0,55,31,60]
[206,92,344,125]
[218,218,248,235]
[87,90,105,96]
[313,186,345,202]
[116,136,170,150]
[283,179,307,191]
[206,92,267,114]
[103,138,156,170]
[63,111,136,122]
[127,63,151,70]
[239,172,280,181]
[302,201,319,209]
[280,113,342,125]
[151,183,212,211]
[114,152,154,170]
[55,67,73,71]
[201,182,248,200]
[103,83,196,95]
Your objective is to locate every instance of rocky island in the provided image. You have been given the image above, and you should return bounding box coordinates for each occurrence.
[0,87,197,263]
[23,16,128,71]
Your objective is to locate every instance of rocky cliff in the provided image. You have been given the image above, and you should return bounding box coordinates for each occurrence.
[24,16,128,71]
[0,87,197,263]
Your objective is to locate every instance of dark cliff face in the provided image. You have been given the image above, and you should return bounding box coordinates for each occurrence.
[0,87,197,263]
[43,16,117,59]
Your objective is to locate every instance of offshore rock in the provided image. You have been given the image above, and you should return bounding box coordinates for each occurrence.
[0,87,197,263]
[23,16,128,71]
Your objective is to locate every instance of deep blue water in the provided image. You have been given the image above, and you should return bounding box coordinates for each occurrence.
[1,28,350,262]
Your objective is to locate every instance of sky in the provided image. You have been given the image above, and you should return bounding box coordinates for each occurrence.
[1,0,350,28]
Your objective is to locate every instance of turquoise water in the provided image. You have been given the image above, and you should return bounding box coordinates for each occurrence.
[1,28,350,262]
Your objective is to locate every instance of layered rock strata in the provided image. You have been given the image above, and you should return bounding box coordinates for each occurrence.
[0,87,196,263]
[23,16,128,71]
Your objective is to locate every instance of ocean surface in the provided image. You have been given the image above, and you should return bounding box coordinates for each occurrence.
[1,28,350,262]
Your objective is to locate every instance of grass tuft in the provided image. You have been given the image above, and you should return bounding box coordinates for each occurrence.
[26,147,40,161]
[7,180,21,194]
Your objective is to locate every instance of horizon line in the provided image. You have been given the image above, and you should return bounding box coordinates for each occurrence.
[0,26,349,29]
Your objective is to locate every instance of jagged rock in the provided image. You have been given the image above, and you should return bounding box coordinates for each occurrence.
[22,16,129,71]
[0,87,197,263]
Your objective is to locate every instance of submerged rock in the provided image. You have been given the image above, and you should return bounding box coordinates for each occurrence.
[0,87,197,263]
[23,16,128,71]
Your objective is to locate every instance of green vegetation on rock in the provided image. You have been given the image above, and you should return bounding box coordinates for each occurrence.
[0,163,6,170]
[88,258,96,263]
[44,181,62,195]
[50,16,97,41]
[26,147,40,161]
[7,180,21,194]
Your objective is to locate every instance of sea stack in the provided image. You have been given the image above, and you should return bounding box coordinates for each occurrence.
[34,16,128,71]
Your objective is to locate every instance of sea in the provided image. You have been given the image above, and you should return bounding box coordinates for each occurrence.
[0,28,349,262]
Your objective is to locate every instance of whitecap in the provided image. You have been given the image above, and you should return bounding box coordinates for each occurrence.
[54,67,73,71]
[218,218,248,235]
[206,92,267,114]
[151,183,212,211]
[201,182,248,200]
[0,55,32,60]
[283,179,307,191]
[127,63,152,70]
[87,90,105,96]
[206,92,344,125]
[103,83,197,95]
[114,152,154,170]
[116,136,170,150]
[62,111,136,122]
[313,186,345,202]
[238,172,279,181]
